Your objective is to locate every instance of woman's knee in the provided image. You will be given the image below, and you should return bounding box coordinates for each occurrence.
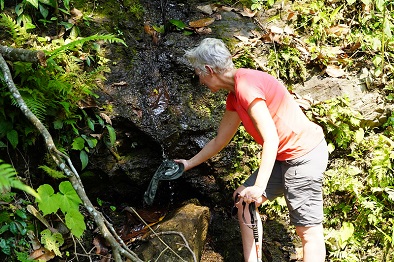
[295,224,324,242]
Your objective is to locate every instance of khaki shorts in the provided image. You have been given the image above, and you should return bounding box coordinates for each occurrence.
[243,139,328,227]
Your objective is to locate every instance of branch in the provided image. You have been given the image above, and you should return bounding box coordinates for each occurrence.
[0,45,47,66]
[0,53,142,262]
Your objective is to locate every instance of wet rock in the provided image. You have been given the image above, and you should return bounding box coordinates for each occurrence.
[134,201,210,262]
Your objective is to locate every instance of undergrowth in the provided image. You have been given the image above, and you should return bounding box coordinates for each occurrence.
[0,4,124,260]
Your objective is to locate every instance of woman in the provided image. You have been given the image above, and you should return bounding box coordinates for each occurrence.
[176,38,328,262]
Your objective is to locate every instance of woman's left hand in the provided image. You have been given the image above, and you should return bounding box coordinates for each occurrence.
[239,186,265,204]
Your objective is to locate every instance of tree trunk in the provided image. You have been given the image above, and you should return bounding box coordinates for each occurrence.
[0,45,47,66]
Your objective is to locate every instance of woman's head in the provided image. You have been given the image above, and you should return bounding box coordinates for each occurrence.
[185,38,234,76]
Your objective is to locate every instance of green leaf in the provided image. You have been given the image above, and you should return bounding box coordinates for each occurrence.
[87,118,95,131]
[80,150,88,170]
[41,229,64,256]
[53,119,63,129]
[106,125,116,146]
[383,19,392,40]
[39,0,56,7]
[375,0,384,11]
[58,181,82,214]
[169,19,186,29]
[152,25,165,34]
[6,130,18,149]
[82,135,97,148]
[72,137,85,150]
[39,165,67,179]
[354,128,364,144]
[39,4,49,19]
[36,184,59,215]
[27,0,39,8]
[15,3,24,16]
[15,209,27,219]
[338,222,354,249]
[65,209,85,238]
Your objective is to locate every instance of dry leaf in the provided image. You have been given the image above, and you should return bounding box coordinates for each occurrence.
[234,35,250,43]
[239,7,257,17]
[29,247,55,261]
[325,64,346,78]
[283,25,294,35]
[93,236,109,255]
[27,230,42,250]
[287,12,296,20]
[220,6,236,12]
[100,112,112,125]
[143,23,155,36]
[195,27,212,35]
[197,5,213,15]
[70,8,83,21]
[346,42,361,52]
[189,17,215,28]
[326,24,350,36]
[269,26,284,34]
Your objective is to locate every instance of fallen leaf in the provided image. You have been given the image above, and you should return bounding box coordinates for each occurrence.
[197,4,213,15]
[189,17,215,28]
[269,26,284,34]
[70,8,83,21]
[220,5,237,12]
[234,35,250,43]
[144,24,155,36]
[283,25,294,35]
[29,247,56,261]
[326,24,350,36]
[345,42,361,53]
[195,27,212,35]
[287,12,296,20]
[325,64,346,78]
[100,112,112,125]
[239,7,257,17]
[93,235,109,255]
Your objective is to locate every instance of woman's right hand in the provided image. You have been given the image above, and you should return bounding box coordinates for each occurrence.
[174,159,191,171]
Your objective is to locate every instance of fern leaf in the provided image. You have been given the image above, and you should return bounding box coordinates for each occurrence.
[0,160,40,199]
[47,34,127,57]
[0,13,33,47]
[10,91,47,122]
[39,165,67,179]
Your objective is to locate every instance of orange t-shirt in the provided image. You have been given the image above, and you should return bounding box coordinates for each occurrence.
[226,68,324,160]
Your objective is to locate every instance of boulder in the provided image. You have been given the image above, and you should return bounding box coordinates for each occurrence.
[134,202,210,262]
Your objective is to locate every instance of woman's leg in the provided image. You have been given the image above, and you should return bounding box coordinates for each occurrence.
[295,224,325,262]
[234,186,266,262]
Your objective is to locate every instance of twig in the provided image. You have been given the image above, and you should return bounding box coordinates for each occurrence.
[128,206,197,262]
[152,232,197,262]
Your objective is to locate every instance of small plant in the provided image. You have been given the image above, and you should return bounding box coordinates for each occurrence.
[267,45,307,83]
[0,198,34,260]
[250,0,275,11]
[35,181,86,238]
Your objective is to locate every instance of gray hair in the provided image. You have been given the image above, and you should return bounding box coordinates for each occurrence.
[184,38,234,76]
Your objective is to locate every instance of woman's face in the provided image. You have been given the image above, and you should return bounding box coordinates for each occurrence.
[195,67,220,93]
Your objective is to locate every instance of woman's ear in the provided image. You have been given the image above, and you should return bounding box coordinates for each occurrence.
[205,65,214,75]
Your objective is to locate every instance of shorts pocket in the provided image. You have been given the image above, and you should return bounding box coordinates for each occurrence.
[284,169,313,211]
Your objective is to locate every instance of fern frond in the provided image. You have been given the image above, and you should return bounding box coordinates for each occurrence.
[10,90,47,122]
[0,160,40,199]
[0,13,33,47]
[39,165,67,179]
[47,34,127,57]
[0,160,18,190]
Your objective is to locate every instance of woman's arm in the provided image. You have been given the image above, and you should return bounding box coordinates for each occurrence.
[241,98,279,202]
[176,110,241,171]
